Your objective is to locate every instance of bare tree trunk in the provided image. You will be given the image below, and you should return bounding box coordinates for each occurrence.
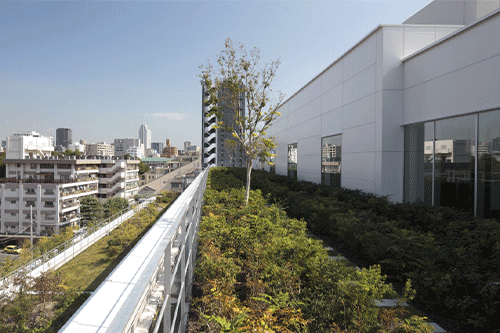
[245,159,252,205]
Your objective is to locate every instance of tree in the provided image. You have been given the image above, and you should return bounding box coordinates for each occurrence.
[138,159,150,175]
[104,197,129,218]
[200,38,284,205]
[0,152,6,178]
[79,195,104,226]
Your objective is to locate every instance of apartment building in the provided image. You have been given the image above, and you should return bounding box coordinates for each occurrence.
[86,142,114,157]
[0,156,100,236]
[97,158,140,200]
[264,0,500,219]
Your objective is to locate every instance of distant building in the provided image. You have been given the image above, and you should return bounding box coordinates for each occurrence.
[68,141,86,153]
[186,145,199,152]
[6,131,54,159]
[56,128,72,149]
[114,138,140,157]
[151,142,164,154]
[184,141,191,150]
[163,139,178,158]
[126,146,144,159]
[85,142,114,157]
[139,124,151,154]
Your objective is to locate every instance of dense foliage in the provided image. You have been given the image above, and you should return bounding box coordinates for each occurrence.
[188,168,431,332]
[215,167,500,332]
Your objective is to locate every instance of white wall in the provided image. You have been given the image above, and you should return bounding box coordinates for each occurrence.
[268,22,461,202]
[404,11,500,124]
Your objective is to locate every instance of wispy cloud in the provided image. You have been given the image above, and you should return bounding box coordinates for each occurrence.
[147,113,186,121]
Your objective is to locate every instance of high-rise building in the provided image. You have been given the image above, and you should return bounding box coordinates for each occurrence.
[202,85,246,168]
[56,128,72,149]
[184,141,191,150]
[139,124,152,152]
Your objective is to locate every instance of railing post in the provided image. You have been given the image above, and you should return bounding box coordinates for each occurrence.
[163,240,172,333]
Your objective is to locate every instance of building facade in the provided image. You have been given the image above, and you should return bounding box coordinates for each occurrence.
[151,142,164,154]
[85,142,114,157]
[6,132,54,159]
[0,156,139,236]
[202,85,246,168]
[264,0,500,219]
[139,124,151,153]
[56,128,72,149]
[114,138,141,157]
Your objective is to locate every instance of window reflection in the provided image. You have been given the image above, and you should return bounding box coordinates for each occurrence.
[434,116,475,213]
[288,143,297,180]
[321,135,342,187]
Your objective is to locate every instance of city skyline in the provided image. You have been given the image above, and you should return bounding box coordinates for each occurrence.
[1,1,432,148]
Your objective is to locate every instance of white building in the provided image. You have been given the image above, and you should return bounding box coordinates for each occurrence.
[139,124,152,155]
[126,145,144,159]
[264,0,500,219]
[6,131,54,159]
[86,142,114,157]
[68,141,86,154]
[0,156,139,237]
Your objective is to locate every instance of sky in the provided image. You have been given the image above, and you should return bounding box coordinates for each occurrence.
[0,0,432,149]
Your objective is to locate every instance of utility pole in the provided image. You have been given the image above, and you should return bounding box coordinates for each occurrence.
[30,205,33,259]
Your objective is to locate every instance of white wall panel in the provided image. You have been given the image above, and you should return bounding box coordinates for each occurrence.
[298,116,322,140]
[322,61,343,93]
[343,123,376,154]
[403,26,437,58]
[381,90,404,151]
[298,135,321,157]
[343,93,376,129]
[379,151,404,203]
[405,15,500,89]
[343,64,376,105]
[288,126,298,144]
[382,27,404,90]
[376,30,384,92]
[404,55,500,124]
[277,101,289,118]
[343,34,377,81]
[342,176,375,194]
[298,97,322,124]
[435,26,461,40]
[321,108,342,137]
[343,152,375,181]
[321,84,343,114]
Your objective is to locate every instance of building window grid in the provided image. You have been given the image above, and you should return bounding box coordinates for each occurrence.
[404,111,500,218]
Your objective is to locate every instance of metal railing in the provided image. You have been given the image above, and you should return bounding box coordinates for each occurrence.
[0,195,156,285]
[60,166,209,333]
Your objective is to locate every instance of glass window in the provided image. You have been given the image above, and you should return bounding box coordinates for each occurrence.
[288,143,297,180]
[478,110,500,219]
[322,135,342,187]
[434,116,475,214]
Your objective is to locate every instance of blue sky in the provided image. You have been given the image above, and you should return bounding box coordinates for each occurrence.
[0,0,431,148]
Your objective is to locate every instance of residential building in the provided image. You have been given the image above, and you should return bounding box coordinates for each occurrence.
[114,138,141,157]
[186,145,199,152]
[126,146,144,159]
[263,0,500,219]
[139,124,151,154]
[56,128,72,149]
[0,155,139,237]
[86,142,114,157]
[202,84,246,168]
[97,158,139,200]
[5,131,54,159]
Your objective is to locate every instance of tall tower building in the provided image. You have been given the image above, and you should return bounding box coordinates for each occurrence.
[139,124,152,154]
[184,141,191,150]
[202,85,246,168]
[56,128,72,149]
